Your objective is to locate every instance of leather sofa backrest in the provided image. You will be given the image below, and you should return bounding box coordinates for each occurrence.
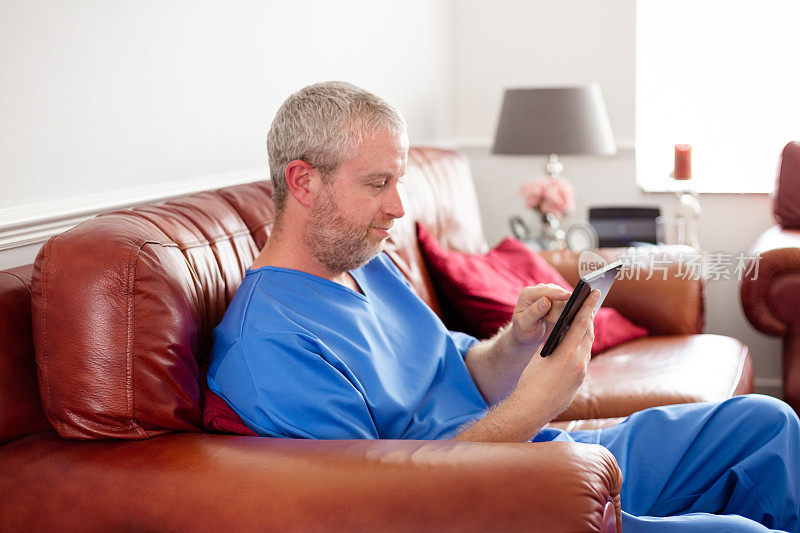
[773,141,800,229]
[0,267,52,444]
[29,147,487,440]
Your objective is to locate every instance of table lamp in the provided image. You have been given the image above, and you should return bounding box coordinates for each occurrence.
[492,84,616,250]
[492,84,617,175]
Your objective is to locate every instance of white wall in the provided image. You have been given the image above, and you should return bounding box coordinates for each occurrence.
[451,0,783,395]
[0,0,452,261]
[451,0,635,147]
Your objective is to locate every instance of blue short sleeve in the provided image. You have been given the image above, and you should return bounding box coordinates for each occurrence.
[207,332,380,439]
[448,330,479,359]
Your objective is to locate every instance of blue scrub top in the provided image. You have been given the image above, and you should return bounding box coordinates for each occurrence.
[207,252,488,440]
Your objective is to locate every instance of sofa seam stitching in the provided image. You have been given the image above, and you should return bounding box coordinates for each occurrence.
[127,241,149,439]
[41,238,58,434]
[126,241,137,436]
[175,229,255,250]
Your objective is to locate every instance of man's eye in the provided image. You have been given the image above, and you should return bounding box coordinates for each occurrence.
[373,182,387,190]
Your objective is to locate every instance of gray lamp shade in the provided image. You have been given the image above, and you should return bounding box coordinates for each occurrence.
[492,84,617,156]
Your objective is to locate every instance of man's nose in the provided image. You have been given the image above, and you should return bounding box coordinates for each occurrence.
[385,183,406,219]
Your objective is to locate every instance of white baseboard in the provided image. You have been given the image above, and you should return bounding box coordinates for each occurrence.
[0,167,267,252]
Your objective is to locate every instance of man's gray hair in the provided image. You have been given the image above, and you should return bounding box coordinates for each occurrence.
[267,81,407,215]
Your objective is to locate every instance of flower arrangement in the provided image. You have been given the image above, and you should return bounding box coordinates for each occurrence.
[516,175,576,250]
[520,175,575,218]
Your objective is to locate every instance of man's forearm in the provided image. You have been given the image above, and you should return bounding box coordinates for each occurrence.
[463,325,532,406]
[452,388,551,443]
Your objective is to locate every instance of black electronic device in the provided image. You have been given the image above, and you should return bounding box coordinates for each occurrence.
[540,260,623,357]
[588,207,661,247]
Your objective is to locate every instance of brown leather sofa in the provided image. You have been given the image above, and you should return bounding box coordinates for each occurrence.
[741,141,800,414]
[0,147,753,531]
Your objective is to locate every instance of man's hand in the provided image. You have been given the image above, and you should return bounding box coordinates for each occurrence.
[511,288,599,426]
[507,283,572,356]
[462,283,572,408]
[455,288,599,443]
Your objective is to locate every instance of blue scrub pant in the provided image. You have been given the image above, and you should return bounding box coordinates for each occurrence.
[535,395,800,532]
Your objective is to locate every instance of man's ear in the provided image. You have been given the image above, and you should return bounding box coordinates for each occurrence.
[284,160,319,208]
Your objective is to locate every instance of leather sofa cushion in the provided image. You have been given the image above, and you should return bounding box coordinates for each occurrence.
[556,334,753,421]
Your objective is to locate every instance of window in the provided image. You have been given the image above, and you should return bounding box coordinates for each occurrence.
[636,1,800,193]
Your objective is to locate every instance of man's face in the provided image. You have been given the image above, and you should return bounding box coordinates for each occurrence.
[305,127,408,273]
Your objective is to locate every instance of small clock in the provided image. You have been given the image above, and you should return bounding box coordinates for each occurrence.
[565,222,598,252]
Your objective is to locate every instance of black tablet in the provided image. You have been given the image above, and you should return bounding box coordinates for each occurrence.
[540,260,623,357]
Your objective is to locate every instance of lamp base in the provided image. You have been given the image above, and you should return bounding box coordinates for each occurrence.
[545,153,564,178]
[539,212,566,250]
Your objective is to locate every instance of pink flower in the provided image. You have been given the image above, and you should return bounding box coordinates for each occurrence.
[520,176,575,217]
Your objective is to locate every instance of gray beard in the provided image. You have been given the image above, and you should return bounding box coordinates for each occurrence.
[304,187,384,273]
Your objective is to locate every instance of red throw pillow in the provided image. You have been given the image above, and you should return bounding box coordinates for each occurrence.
[416,224,648,354]
[201,371,257,436]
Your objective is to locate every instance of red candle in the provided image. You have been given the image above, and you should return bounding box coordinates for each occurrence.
[674,144,692,180]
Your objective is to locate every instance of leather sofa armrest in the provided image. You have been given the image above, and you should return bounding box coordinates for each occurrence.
[740,225,800,336]
[540,246,704,335]
[1,432,621,532]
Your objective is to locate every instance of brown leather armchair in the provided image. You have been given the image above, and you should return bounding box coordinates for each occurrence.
[741,141,800,414]
[0,148,753,531]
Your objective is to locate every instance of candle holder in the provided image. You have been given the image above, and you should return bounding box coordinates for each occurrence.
[670,144,701,249]
[674,183,701,249]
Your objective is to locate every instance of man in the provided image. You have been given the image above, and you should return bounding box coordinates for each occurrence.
[208,81,799,532]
